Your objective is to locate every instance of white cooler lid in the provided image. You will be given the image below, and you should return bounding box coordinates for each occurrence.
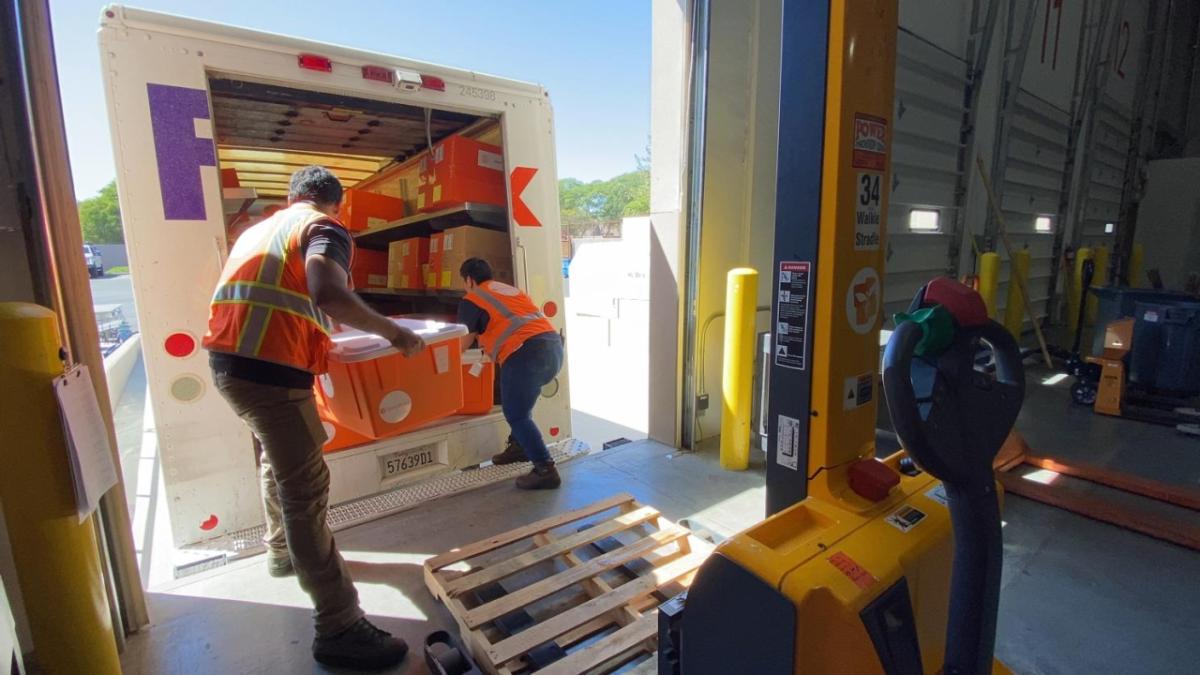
[329,317,468,363]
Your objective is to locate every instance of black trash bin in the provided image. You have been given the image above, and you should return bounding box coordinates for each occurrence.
[1130,301,1200,396]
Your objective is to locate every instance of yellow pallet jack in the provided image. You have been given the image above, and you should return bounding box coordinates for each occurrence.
[657,1,1022,673]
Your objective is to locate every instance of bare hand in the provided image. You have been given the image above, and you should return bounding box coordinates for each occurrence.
[389,327,423,357]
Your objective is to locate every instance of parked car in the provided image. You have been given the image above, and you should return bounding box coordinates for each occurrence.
[83,244,104,278]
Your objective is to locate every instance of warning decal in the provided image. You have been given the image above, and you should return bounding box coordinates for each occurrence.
[828,551,877,590]
[852,113,888,170]
[885,505,927,533]
[776,414,801,471]
[843,372,875,411]
[775,261,812,370]
[925,484,949,506]
[845,267,881,335]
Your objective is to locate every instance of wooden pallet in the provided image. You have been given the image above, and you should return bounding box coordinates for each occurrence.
[424,493,714,674]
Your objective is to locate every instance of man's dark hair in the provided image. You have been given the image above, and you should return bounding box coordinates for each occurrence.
[289,165,343,206]
[460,258,493,284]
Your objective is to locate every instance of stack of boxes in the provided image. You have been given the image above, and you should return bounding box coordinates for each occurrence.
[388,237,431,289]
[417,135,506,213]
[432,226,513,291]
[341,189,406,232]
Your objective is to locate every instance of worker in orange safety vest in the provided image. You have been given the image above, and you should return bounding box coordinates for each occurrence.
[457,257,564,489]
[204,166,420,671]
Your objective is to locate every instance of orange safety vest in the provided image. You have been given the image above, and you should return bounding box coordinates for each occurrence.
[463,280,555,364]
[203,203,351,374]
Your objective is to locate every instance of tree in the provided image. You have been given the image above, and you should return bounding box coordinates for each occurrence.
[557,166,650,238]
[79,180,124,244]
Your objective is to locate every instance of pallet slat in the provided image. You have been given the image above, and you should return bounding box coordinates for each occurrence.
[464,525,689,628]
[538,612,659,675]
[443,505,661,597]
[486,550,708,665]
[426,493,636,571]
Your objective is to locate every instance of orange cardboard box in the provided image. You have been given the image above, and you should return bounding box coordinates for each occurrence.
[387,238,430,289]
[428,233,447,284]
[342,189,406,232]
[350,248,389,289]
[417,135,506,213]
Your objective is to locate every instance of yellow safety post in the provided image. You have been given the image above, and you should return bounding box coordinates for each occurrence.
[0,303,121,674]
[1003,249,1031,339]
[1069,247,1093,335]
[1129,243,1144,288]
[720,268,758,470]
[977,252,1001,318]
[1087,245,1110,324]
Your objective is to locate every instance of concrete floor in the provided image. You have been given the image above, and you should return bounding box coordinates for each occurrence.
[118,376,1200,674]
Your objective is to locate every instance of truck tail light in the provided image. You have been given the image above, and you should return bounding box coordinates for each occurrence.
[420,75,446,91]
[298,54,333,73]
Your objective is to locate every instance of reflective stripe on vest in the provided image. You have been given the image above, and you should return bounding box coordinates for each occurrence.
[212,209,331,358]
[471,285,546,362]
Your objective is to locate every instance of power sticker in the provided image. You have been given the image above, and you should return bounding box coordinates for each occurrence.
[776,414,801,471]
[845,267,881,335]
[843,372,875,410]
[855,172,882,251]
[828,551,877,590]
[886,505,927,533]
[775,261,812,370]
[852,113,888,170]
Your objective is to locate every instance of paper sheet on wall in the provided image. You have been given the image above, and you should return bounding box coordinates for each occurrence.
[53,366,118,523]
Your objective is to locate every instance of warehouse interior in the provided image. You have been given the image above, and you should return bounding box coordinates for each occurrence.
[3,0,1200,674]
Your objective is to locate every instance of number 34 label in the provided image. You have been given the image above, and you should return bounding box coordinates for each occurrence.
[855,172,882,251]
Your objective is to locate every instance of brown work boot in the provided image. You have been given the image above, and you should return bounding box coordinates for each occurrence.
[312,618,408,670]
[491,437,528,465]
[516,462,561,490]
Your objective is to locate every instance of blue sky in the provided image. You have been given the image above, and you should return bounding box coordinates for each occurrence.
[49,1,650,199]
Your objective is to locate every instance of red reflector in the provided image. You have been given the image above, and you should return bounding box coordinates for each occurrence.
[550,427,560,437]
[362,65,394,84]
[164,332,196,358]
[298,54,332,73]
[542,301,558,318]
[420,75,446,91]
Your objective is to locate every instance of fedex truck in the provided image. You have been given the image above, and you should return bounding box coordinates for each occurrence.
[98,5,574,549]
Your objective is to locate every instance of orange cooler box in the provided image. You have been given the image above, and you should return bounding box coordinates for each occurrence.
[459,349,495,415]
[315,387,374,453]
[320,318,469,439]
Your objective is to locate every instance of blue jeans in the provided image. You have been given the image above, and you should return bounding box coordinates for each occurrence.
[500,335,563,465]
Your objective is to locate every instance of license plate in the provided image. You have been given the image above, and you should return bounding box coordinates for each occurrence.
[379,446,437,479]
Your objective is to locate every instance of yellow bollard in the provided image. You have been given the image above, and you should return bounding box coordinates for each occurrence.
[1087,245,1110,325]
[720,268,758,470]
[1129,243,1144,288]
[1003,249,1031,339]
[978,252,1001,318]
[0,303,121,674]
[1069,247,1093,335]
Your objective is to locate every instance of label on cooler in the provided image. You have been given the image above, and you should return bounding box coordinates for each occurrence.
[478,150,504,172]
[433,345,451,374]
[468,362,484,377]
[378,390,413,423]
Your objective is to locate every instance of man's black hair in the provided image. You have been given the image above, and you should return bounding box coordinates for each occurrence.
[460,258,494,284]
[289,165,344,206]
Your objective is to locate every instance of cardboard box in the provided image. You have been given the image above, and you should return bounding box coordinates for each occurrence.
[350,248,389,289]
[437,226,513,290]
[428,233,446,282]
[416,135,506,213]
[387,238,430,289]
[342,189,407,232]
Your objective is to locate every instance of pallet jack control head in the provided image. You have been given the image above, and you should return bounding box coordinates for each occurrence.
[884,278,1026,675]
